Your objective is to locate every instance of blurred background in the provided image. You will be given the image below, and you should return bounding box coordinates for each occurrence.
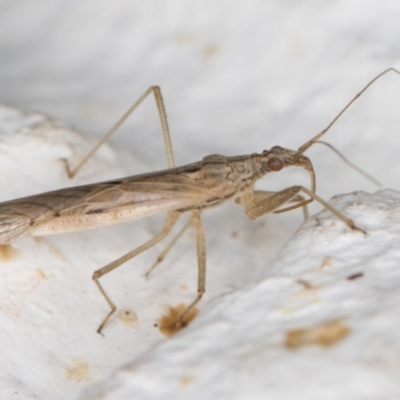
[1,1,399,190]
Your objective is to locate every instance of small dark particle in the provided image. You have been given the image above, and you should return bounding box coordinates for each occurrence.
[87,209,104,214]
[347,272,364,280]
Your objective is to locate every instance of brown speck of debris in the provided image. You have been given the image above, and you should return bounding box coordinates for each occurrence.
[347,272,364,280]
[297,279,314,290]
[118,309,139,329]
[285,320,350,349]
[202,43,219,60]
[174,31,193,45]
[33,237,67,261]
[231,231,238,239]
[319,257,331,269]
[180,375,195,387]
[36,269,47,280]
[0,245,19,261]
[64,357,91,383]
[158,303,198,337]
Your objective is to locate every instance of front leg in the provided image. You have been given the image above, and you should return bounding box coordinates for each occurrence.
[237,187,364,233]
[237,188,310,220]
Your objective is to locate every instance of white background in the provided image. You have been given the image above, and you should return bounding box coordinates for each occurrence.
[0,1,400,399]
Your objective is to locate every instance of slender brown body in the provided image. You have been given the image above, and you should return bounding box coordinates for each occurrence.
[0,147,312,244]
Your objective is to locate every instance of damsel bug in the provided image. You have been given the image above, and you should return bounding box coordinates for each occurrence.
[0,68,397,333]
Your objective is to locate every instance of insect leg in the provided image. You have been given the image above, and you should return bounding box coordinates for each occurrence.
[64,86,175,178]
[176,210,206,329]
[144,217,192,279]
[93,210,180,334]
[298,186,365,233]
[240,187,364,233]
[237,190,311,220]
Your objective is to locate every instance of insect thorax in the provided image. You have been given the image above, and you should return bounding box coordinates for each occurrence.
[200,154,260,194]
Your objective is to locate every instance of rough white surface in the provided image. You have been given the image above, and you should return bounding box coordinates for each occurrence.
[0,1,400,399]
[82,189,400,400]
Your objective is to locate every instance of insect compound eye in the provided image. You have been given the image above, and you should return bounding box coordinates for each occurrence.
[267,157,283,171]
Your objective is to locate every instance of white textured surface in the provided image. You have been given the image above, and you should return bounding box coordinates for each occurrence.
[82,189,400,400]
[0,1,399,399]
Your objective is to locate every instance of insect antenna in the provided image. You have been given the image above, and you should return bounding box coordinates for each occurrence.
[295,68,400,157]
[313,141,382,187]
